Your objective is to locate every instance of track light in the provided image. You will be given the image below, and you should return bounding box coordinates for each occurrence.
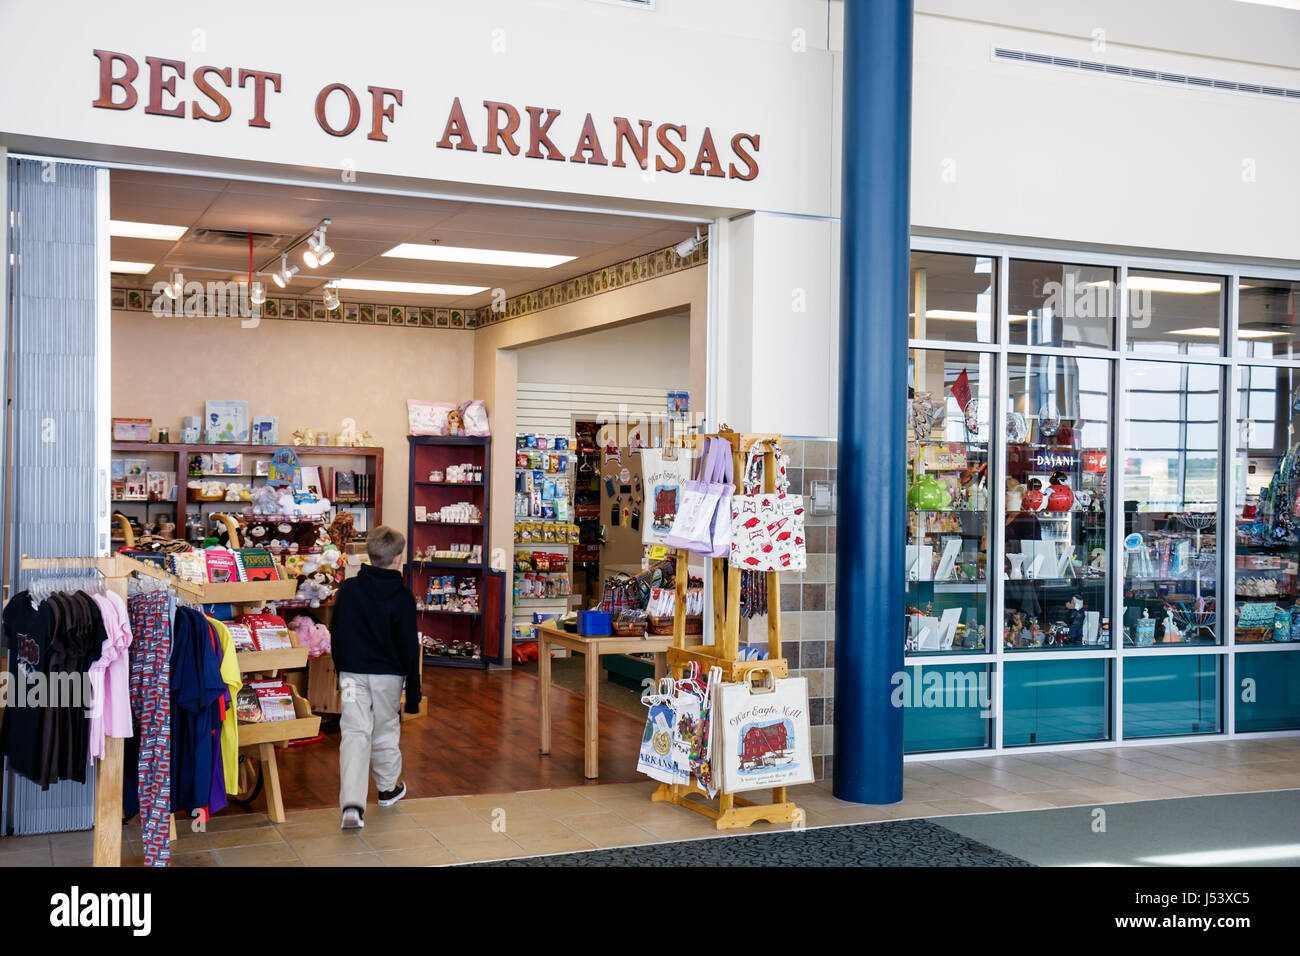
[323,282,340,311]
[675,228,707,259]
[272,252,299,289]
[250,281,266,306]
[163,269,184,300]
[303,223,334,268]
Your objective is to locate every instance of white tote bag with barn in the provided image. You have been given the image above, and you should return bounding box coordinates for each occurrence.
[639,447,694,547]
[714,668,814,794]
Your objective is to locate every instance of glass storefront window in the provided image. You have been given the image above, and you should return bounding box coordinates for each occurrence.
[1003,355,1111,650]
[1125,269,1225,357]
[1122,655,1221,738]
[909,251,996,345]
[1122,361,1221,646]
[900,664,993,753]
[1234,365,1300,644]
[906,349,991,655]
[1235,651,1300,732]
[1238,278,1300,361]
[1003,659,1111,746]
[1009,259,1115,350]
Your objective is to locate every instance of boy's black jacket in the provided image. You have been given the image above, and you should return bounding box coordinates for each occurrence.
[330,564,422,713]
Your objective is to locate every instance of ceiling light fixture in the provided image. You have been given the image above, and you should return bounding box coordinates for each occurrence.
[250,281,266,306]
[272,252,299,289]
[675,228,708,259]
[109,220,189,241]
[381,243,576,269]
[334,278,489,296]
[109,260,155,275]
[1170,326,1286,339]
[303,220,334,268]
[323,282,340,311]
[163,269,184,300]
[1086,276,1222,295]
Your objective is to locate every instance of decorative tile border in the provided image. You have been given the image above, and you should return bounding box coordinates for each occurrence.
[111,241,706,333]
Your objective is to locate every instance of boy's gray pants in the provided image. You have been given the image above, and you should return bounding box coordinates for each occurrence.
[338,672,404,811]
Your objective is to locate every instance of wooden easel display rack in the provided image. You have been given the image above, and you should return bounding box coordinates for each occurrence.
[651,431,802,830]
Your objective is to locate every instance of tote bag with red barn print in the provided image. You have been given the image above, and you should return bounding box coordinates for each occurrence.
[727,442,806,572]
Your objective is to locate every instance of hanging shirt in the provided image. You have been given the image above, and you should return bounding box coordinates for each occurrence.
[170,607,226,814]
[205,617,242,795]
[0,594,55,783]
[88,591,134,759]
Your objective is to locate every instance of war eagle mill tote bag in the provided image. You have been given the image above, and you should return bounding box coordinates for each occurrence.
[639,446,693,546]
[714,668,814,793]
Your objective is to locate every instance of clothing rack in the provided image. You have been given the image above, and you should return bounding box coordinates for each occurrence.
[651,431,803,829]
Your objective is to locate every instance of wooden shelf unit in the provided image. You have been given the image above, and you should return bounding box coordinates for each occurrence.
[650,432,803,831]
[109,441,384,545]
[406,436,498,667]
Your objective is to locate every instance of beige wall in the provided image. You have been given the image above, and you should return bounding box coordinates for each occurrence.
[111,311,475,528]
[473,266,709,639]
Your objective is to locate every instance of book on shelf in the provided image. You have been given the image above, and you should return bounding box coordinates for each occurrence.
[236,548,280,581]
[247,680,296,722]
[204,548,240,584]
[226,624,257,653]
[334,469,358,501]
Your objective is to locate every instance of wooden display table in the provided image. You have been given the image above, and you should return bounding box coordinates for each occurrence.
[535,622,671,779]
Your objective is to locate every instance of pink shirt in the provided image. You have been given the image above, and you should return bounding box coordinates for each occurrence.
[88,591,134,759]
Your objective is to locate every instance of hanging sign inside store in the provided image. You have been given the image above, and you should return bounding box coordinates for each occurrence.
[90,50,762,182]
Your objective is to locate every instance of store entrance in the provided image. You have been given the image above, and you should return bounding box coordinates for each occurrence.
[91,165,712,815]
[508,314,694,719]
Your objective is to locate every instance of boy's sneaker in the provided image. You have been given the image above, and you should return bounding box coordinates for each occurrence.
[341,806,365,830]
[377,782,407,807]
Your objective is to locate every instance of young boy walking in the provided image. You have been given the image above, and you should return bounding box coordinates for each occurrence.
[330,525,422,829]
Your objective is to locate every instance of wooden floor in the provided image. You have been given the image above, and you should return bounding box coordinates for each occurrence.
[238,666,646,814]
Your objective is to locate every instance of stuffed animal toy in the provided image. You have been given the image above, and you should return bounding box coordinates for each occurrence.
[294,574,333,607]
[248,484,281,514]
[288,615,331,658]
[446,408,464,436]
[327,512,357,550]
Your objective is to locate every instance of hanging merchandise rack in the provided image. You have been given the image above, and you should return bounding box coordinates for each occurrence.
[650,431,803,830]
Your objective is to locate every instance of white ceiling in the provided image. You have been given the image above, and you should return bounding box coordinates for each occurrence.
[109,169,697,308]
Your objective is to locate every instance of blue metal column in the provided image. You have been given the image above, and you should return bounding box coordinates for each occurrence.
[833,0,912,804]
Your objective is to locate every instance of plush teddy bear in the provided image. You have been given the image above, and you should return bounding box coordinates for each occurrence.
[288,615,331,658]
[294,574,333,607]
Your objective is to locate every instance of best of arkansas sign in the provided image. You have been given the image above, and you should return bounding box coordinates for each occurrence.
[90,49,762,181]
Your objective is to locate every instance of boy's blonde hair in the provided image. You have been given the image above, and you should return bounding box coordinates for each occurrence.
[366,525,406,567]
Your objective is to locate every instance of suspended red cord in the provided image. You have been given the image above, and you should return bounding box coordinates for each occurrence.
[248,232,254,287]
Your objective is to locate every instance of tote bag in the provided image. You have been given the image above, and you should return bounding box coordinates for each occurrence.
[728,442,806,571]
[663,437,734,556]
[639,447,693,546]
[714,669,814,794]
[636,678,679,784]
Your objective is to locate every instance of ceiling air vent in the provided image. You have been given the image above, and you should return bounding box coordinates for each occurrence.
[992,46,1300,101]
[188,228,289,250]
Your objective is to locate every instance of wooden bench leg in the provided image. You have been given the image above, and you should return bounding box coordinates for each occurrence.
[584,645,600,778]
[539,633,552,755]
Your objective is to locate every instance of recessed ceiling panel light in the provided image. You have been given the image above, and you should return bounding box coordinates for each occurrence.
[109,260,155,274]
[1125,276,1222,294]
[382,243,576,269]
[1170,326,1286,339]
[109,220,188,241]
[335,278,489,296]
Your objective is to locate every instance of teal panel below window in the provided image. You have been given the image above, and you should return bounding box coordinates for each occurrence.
[1123,655,1221,738]
[902,664,993,754]
[1235,651,1300,732]
[1004,659,1111,747]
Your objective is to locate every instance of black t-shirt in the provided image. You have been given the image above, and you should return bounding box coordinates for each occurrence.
[1,594,55,782]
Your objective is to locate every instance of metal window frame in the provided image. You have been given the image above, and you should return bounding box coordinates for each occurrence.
[903,234,1300,761]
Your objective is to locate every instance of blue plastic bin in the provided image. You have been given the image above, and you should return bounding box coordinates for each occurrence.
[577,610,612,636]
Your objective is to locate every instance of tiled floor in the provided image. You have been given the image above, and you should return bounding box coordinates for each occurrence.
[3,736,1297,865]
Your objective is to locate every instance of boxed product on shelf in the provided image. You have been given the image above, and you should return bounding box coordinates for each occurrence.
[112,418,152,442]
